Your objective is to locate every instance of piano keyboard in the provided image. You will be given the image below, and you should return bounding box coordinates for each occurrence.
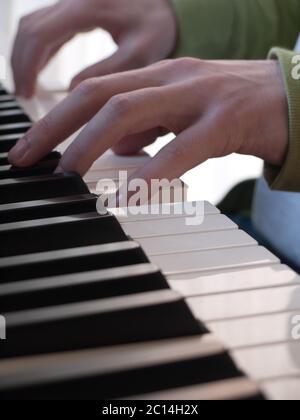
[0,85,299,400]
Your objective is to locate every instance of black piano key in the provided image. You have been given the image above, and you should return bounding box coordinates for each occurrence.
[0,150,61,178]
[0,163,56,179]
[0,290,204,358]
[0,264,168,312]
[0,212,127,257]
[0,151,60,166]
[0,133,23,153]
[0,110,30,124]
[0,153,10,165]
[0,85,8,94]
[0,172,89,205]
[0,122,32,135]
[0,242,148,283]
[0,336,241,400]
[0,160,60,180]
[0,194,98,224]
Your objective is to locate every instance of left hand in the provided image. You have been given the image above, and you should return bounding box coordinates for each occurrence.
[9,58,288,186]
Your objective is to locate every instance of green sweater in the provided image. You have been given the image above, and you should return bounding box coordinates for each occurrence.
[171,0,300,191]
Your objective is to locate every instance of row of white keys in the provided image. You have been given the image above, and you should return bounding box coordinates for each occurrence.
[122,214,237,239]
[110,201,219,222]
[94,179,187,203]
[85,151,188,202]
[88,149,151,175]
[112,202,279,277]
[233,342,300,399]
[112,201,300,399]
[169,264,299,296]
[208,311,299,348]
[139,230,256,257]
[153,246,278,276]
[187,284,300,323]
[261,377,300,401]
[84,150,151,191]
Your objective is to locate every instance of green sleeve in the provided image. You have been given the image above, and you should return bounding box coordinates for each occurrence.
[171,0,300,59]
[265,48,300,191]
[171,0,300,192]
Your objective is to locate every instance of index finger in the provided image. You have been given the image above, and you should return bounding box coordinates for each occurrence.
[8,67,160,167]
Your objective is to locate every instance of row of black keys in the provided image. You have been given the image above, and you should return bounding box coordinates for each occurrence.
[0,86,263,400]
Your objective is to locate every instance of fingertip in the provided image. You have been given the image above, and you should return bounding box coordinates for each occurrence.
[8,137,29,166]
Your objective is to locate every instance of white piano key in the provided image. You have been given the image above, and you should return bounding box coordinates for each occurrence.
[122,214,237,239]
[262,377,300,400]
[0,102,19,110]
[153,246,279,276]
[110,201,219,223]
[139,230,257,256]
[232,341,300,381]
[84,168,137,183]
[91,178,187,203]
[131,378,262,401]
[187,284,300,322]
[169,264,298,297]
[0,122,32,132]
[0,95,14,102]
[89,150,151,172]
[208,311,300,348]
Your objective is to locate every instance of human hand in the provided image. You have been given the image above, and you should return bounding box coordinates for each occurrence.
[11,0,177,97]
[9,58,288,190]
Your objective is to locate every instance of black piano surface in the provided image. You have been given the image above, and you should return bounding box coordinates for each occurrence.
[0,85,265,400]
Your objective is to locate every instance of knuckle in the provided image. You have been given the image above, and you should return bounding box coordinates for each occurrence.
[165,142,188,162]
[151,59,173,72]
[75,78,99,99]
[106,94,133,117]
[176,57,204,69]
[18,20,39,39]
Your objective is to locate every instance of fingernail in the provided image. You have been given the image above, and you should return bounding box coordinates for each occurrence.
[9,138,29,163]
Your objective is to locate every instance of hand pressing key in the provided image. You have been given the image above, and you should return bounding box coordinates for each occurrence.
[8,58,288,192]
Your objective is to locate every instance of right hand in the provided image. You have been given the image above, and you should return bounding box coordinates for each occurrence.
[11,0,177,98]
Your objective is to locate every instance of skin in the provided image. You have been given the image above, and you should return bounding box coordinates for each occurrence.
[11,0,176,97]
[9,0,289,193]
[9,58,288,180]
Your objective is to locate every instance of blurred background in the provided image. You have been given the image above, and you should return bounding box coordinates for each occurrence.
[0,0,292,205]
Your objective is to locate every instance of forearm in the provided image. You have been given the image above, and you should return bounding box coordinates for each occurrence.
[171,0,300,59]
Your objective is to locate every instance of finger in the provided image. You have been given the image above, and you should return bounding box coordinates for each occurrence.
[70,39,147,90]
[12,6,76,97]
[126,118,217,201]
[56,87,172,175]
[11,7,53,95]
[8,67,163,167]
[112,128,168,155]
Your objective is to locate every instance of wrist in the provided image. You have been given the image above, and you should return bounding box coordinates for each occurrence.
[264,48,300,191]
